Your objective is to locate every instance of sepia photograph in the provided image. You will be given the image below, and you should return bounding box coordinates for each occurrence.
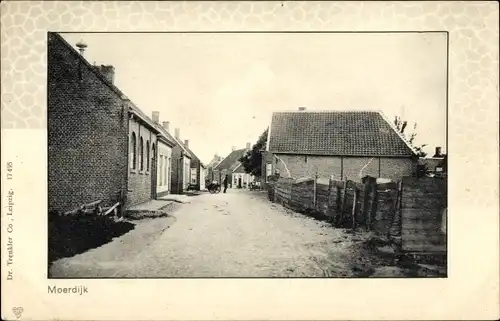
[47,31,448,279]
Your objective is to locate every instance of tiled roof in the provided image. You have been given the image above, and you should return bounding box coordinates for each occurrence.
[172,136,192,158]
[207,156,223,168]
[214,149,247,170]
[268,111,416,157]
[156,125,177,148]
[183,144,204,167]
[232,163,247,173]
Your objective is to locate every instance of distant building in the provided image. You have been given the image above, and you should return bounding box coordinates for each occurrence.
[265,108,419,182]
[213,143,251,188]
[232,162,255,189]
[419,147,447,177]
[206,154,223,183]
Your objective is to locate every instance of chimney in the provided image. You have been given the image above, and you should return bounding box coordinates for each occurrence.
[175,128,180,139]
[246,142,251,150]
[232,146,236,151]
[76,39,87,56]
[152,111,160,123]
[433,146,443,158]
[162,121,170,132]
[184,140,189,148]
[298,106,306,111]
[94,65,115,84]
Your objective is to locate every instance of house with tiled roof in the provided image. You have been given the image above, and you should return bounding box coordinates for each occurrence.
[48,32,166,211]
[213,143,252,187]
[232,161,255,189]
[265,108,418,181]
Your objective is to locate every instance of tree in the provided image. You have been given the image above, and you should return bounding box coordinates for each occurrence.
[239,128,268,177]
[394,116,427,157]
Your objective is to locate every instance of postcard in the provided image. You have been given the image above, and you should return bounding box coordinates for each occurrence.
[1,1,498,320]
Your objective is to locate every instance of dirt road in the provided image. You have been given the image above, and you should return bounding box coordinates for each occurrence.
[50,190,438,278]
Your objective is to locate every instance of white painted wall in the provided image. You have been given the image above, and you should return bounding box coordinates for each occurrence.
[232,173,254,188]
[157,141,172,194]
[183,157,191,189]
[200,168,206,190]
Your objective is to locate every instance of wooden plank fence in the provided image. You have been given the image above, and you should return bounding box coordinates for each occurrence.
[267,175,447,254]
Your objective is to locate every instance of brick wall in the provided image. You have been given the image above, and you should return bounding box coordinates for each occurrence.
[401,177,447,252]
[380,157,415,180]
[48,33,128,213]
[127,118,157,206]
[274,154,415,182]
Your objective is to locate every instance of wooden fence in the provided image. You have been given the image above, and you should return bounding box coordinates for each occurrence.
[400,177,447,253]
[267,175,447,253]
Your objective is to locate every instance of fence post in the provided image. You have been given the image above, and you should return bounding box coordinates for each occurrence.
[370,182,379,229]
[341,180,348,224]
[362,182,370,229]
[351,185,358,230]
[313,174,318,208]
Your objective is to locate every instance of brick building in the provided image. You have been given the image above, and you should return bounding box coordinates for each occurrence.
[206,154,223,183]
[48,32,163,212]
[168,126,192,194]
[265,109,418,182]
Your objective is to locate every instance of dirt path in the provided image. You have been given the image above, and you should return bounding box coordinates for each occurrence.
[50,190,443,278]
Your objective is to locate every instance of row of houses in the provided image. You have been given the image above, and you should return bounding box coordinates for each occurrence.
[206,144,255,189]
[261,108,446,183]
[48,32,206,213]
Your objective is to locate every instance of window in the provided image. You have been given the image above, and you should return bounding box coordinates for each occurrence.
[139,137,144,171]
[130,132,136,169]
[146,141,150,171]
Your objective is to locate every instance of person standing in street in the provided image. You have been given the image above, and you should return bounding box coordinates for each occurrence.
[223,174,228,193]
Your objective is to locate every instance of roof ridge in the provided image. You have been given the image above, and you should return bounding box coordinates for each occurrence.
[268,110,417,157]
[273,109,380,114]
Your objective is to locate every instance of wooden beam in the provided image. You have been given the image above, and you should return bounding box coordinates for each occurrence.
[352,187,358,230]
[81,200,102,209]
[104,202,120,216]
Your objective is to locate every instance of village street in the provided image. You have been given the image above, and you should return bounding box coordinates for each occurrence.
[50,189,414,278]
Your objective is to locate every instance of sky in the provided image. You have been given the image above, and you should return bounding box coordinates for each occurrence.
[62,32,447,164]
